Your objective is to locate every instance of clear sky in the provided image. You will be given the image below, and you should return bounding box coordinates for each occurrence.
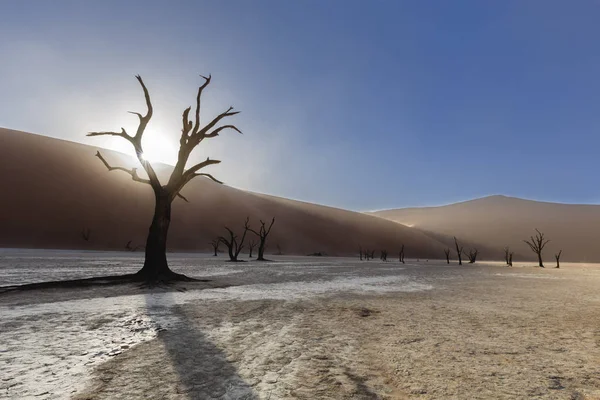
[1,1,599,211]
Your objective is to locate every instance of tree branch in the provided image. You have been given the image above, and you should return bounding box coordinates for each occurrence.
[87,127,131,142]
[133,75,153,140]
[193,74,212,135]
[198,106,240,138]
[204,124,243,138]
[94,151,151,185]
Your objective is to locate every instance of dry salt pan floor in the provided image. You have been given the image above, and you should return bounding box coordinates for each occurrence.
[1,251,599,399]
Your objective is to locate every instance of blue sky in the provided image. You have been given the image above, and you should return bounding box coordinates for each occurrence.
[1,1,599,210]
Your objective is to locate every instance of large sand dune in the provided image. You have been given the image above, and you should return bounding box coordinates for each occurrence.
[0,128,447,257]
[371,195,600,262]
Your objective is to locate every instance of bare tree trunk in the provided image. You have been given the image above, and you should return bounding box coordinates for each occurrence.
[538,253,544,268]
[137,191,177,280]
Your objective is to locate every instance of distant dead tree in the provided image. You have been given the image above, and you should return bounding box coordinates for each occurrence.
[209,238,220,256]
[504,247,510,265]
[454,237,464,265]
[399,244,405,264]
[88,74,241,281]
[444,248,450,264]
[81,228,91,242]
[508,252,513,267]
[555,250,562,268]
[380,250,388,261]
[248,239,257,258]
[359,247,363,261]
[466,248,478,263]
[275,244,283,255]
[125,240,143,252]
[248,218,275,261]
[523,229,550,268]
[219,217,250,262]
[368,249,375,260]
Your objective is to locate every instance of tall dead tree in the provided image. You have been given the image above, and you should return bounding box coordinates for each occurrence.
[555,250,562,269]
[523,229,550,268]
[444,248,450,264]
[209,238,220,256]
[454,237,464,265]
[88,75,241,281]
[219,218,250,262]
[504,247,510,265]
[248,218,275,261]
[466,248,478,263]
[248,239,257,258]
[508,252,513,267]
[399,244,405,264]
[81,228,91,242]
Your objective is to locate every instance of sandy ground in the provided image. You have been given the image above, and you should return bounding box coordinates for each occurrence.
[1,253,600,399]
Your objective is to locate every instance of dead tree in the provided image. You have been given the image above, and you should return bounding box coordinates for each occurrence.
[555,250,562,268]
[248,218,275,261]
[248,239,257,258]
[88,75,241,281]
[399,244,405,264]
[125,240,143,252]
[81,228,91,242]
[359,247,363,261]
[508,252,513,267]
[523,229,550,268]
[504,247,510,265]
[466,248,478,263]
[444,248,450,264]
[209,238,220,256]
[219,217,250,262]
[380,250,388,261]
[454,237,464,265]
[275,244,283,255]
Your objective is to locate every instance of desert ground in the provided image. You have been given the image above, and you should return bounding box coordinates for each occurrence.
[1,250,599,399]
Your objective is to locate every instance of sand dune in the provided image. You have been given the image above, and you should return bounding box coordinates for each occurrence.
[371,195,600,262]
[0,128,447,258]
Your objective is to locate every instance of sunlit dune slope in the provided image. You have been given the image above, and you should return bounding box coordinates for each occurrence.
[370,195,600,262]
[0,128,447,257]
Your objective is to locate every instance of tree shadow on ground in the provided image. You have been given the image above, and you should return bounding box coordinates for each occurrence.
[145,290,257,399]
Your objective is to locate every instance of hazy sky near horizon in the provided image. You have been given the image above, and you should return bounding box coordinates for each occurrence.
[1,1,600,211]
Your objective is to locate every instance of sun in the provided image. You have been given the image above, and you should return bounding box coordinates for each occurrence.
[139,130,177,165]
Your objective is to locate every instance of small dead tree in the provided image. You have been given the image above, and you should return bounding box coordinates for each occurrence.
[504,247,510,265]
[380,250,388,261]
[88,74,241,281]
[81,228,91,242]
[555,250,562,268]
[399,244,405,264]
[369,249,376,260]
[466,248,478,263]
[125,240,143,252]
[508,252,513,267]
[248,240,257,258]
[444,248,450,264]
[359,247,363,260]
[209,238,220,256]
[248,218,275,261]
[219,217,250,262]
[454,237,464,265]
[523,229,550,267]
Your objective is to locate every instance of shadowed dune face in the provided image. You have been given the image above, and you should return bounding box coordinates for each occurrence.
[0,128,447,257]
[371,195,600,262]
